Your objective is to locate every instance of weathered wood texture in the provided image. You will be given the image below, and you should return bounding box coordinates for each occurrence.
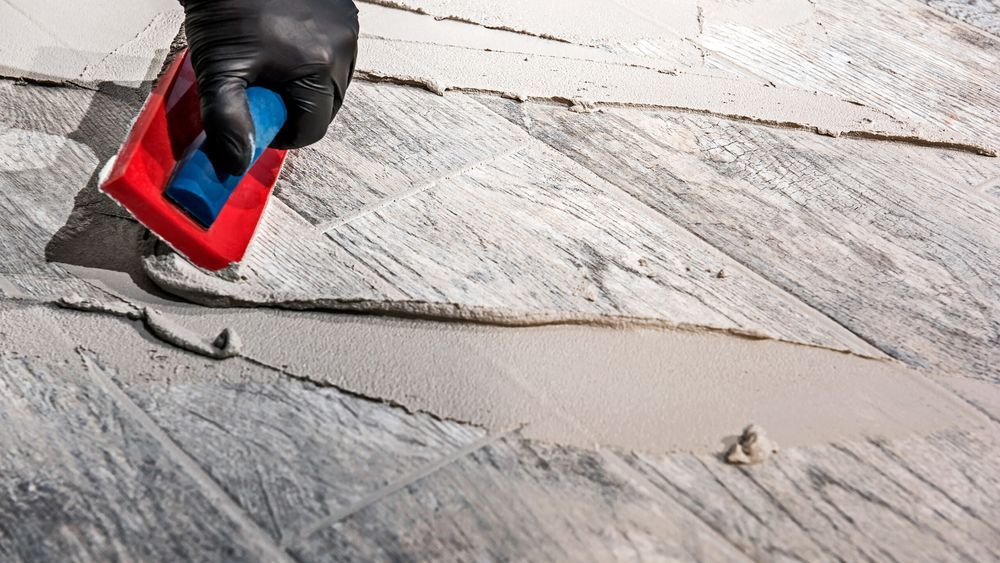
[2,4,998,561]
[0,80,94,134]
[9,302,488,548]
[322,141,871,349]
[624,429,1000,562]
[289,434,751,562]
[147,83,877,356]
[0,307,274,562]
[109,354,486,545]
[701,0,1000,147]
[3,302,998,561]
[0,113,95,296]
[923,0,1000,36]
[277,80,530,228]
[0,79,147,189]
[982,175,1000,200]
[472,96,1000,385]
[287,428,1000,562]
[0,357,265,563]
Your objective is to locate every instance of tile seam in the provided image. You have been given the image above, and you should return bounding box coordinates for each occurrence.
[76,349,295,562]
[282,425,521,549]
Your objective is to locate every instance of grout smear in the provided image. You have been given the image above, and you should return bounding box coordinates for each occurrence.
[358,0,701,47]
[57,294,242,360]
[141,252,888,361]
[352,5,996,157]
[725,424,780,465]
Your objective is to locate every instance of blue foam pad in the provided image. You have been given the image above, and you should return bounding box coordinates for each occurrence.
[166,87,287,228]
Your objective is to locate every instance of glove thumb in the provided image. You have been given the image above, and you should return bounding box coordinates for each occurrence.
[199,76,255,177]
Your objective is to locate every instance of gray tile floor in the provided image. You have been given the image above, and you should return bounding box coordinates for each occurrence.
[2,0,1000,559]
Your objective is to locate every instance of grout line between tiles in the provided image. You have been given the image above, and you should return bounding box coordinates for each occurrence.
[970,174,1000,194]
[599,449,758,562]
[282,425,521,549]
[75,349,295,563]
[315,141,531,233]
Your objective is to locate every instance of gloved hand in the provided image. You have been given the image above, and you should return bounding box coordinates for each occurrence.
[181,0,359,176]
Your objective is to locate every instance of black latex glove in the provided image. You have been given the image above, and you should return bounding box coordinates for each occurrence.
[181,0,359,176]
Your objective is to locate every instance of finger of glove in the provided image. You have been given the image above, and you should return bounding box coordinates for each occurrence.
[272,74,337,150]
[199,76,256,176]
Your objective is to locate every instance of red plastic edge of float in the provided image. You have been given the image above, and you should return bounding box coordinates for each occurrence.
[100,49,286,271]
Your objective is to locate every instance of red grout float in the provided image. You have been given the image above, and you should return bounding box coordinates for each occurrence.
[100,49,288,271]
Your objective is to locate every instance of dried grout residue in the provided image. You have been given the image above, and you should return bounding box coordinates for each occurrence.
[725,424,780,465]
[57,294,241,360]
[361,0,702,47]
[353,1,996,155]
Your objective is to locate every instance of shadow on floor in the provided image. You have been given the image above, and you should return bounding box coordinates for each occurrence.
[42,43,187,302]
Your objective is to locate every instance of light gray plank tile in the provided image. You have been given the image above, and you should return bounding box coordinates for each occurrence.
[701,0,1000,147]
[290,434,751,563]
[922,0,1000,36]
[110,359,486,544]
[145,197,410,304]
[276,82,530,227]
[0,79,148,169]
[473,97,1000,385]
[7,302,488,546]
[323,141,874,351]
[622,429,1000,562]
[0,80,95,135]
[0,125,94,272]
[0,306,275,562]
